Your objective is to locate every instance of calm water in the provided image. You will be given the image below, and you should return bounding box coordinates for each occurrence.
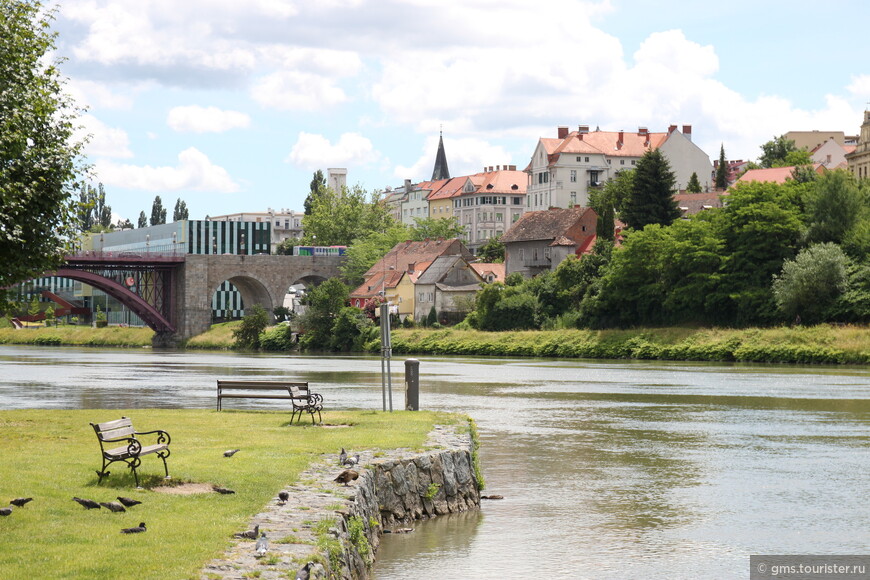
[1,346,868,579]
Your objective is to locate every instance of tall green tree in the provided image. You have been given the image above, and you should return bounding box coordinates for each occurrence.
[715,144,728,190]
[150,195,167,226]
[298,278,350,350]
[686,172,702,193]
[590,170,633,241]
[304,169,326,215]
[173,198,189,221]
[137,211,148,228]
[759,135,802,168]
[0,0,86,307]
[620,149,680,230]
[804,170,863,245]
[302,184,392,246]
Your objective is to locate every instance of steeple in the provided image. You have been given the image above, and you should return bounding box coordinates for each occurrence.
[431,131,451,181]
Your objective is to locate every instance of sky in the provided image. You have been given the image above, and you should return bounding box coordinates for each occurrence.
[49,0,870,225]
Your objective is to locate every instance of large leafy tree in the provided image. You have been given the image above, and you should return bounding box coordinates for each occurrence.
[303,169,326,215]
[620,149,680,230]
[758,135,811,168]
[772,243,849,324]
[0,0,86,306]
[173,198,189,221]
[804,170,863,245]
[298,278,350,350]
[477,233,505,262]
[150,195,167,226]
[590,169,633,241]
[302,183,392,246]
[411,216,464,240]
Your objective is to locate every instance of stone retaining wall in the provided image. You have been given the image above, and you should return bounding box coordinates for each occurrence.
[200,424,480,580]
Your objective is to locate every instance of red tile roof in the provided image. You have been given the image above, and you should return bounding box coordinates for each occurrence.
[735,164,826,186]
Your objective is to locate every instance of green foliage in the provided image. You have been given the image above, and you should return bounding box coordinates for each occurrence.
[302,183,392,246]
[272,306,291,322]
[173,198,189,221]
[347,515,372,563]
[715,144,728,189]
[781,149,814,168]
[590,170,633,241]
[411,216,465,240]
[471,283,539,331]
[426,306,437,326]
[804,170,863,245]
[298,279,349,350]
[303,169,325,216]
[274,239,294,255]
[232,304,269,350]
[686,171,702,193]
[759,135,800,168]
[620,149,680,230]
[77,182,112,233]
[0,0,86,309]
[258,324,296,351]
[340,222,411,286]
[150,195,167,226]
[329,306,373,351]
[772,243,849,324]
[476,233,505,262]
[424,482,441,500]
[137,211,148,228]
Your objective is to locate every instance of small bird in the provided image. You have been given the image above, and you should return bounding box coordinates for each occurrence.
[343,454,360,467]
[255,532,268,556]
[72,497,101,510]
[213,486,236,495]
[223,449,240,458]
[100,501,126,513]
[334,469,359,487]
[295,562,314,580]
[10,498,32,507]
[121,522,146,534]
[277,491,289,505]
[338,448,347,465]
[0,507,12,516]
[481,494,505,500]
[117,496,142,508]
[235,524,259,540]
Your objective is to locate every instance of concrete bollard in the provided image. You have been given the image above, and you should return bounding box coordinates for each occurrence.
[404,358,419,411]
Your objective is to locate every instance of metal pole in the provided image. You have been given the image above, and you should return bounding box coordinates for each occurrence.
[380,303,393,412]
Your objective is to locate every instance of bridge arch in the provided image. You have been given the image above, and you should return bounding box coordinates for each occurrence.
[215,274,276,316]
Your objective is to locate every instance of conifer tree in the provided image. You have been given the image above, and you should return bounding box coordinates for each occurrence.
[687,172,702,193]
[715,144,728,190]
[620,149,680,230]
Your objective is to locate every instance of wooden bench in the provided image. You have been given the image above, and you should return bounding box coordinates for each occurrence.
[90,417,171,489]
[216,380,324,424]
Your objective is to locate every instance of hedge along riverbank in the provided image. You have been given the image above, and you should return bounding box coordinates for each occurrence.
[376,325,870,365]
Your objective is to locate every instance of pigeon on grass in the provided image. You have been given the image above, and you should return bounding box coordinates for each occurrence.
[121,522,146,534]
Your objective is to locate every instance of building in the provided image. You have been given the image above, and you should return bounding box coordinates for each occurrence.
[413,254,485,324]
[811,137,854,169]
[734,164,827,186]
[470,262,505,284]
[327,167,347,193]
[525,124,713,211]
[450,166,527,253]
[349,238,473,321]
[500,206,597,278]
[785,130,856,152]
[209,209,303,253]
[673,192,724,216]
[846,111,870,180]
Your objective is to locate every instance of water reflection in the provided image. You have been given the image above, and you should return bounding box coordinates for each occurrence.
[0,346,868,579]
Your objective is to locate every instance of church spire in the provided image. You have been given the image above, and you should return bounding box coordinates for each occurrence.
[431,130,450,181]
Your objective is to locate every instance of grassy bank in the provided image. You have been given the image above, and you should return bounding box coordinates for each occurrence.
[0,408,460,580]
[0,324,154,347]
[383,324,870,365]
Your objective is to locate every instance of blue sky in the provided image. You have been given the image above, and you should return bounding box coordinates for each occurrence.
[51,0,870,224]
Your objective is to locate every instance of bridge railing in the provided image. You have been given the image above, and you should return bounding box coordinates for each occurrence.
[69,245,187,260]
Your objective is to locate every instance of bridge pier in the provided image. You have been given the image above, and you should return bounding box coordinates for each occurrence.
[152,331,182,349]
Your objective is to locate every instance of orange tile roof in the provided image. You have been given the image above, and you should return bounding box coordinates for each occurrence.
[424,176,467,201]
[470,262,505,282]
[735,164,825,186]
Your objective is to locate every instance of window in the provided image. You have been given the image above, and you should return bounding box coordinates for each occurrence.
[607,159,611,165]
[576,156,582,162]
[585,157,589,162]
[570,192,576,205]
[513,197,522,205]
[632,160,636,166]
[570,170,577,183]
[495,212,503,221]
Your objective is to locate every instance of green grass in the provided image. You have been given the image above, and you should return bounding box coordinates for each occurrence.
[184,321,240,349]
[0,409,460,580]
[0,324,154,347]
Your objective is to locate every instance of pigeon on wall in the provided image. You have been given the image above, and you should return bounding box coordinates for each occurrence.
[278,491,289,505]
[255,532,268,557]
[343,454,360,467]
[121,522,147,534]
[295,562,314,580]
[339,448,347,465]
[334,469,359,487]
[235,524,259,540]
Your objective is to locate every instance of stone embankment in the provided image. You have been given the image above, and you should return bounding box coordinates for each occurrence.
[200,424,481,579]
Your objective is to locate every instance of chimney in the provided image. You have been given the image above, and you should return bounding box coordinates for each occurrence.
[638,126,648,136]
[509,165,516,171]
[407,262,415,274]
[578,132,583,141]
[404,178,411,192]
[579,125,589,134]
[557,126,569,139]
[617,131,624,150]
[668,124,677,134]
[682,125,692,141]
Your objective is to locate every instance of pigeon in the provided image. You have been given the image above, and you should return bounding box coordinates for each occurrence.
[295,562,314,580]
[334,469,359,487]
[235,524,259,540]
[117,496,142,508]
[0,507,11,516]
[223,449,240,458]
[121,522,146,534]
[10,498,32,507]
[100,501,126,513]
[338,448,347,466]
[277,491,289,505]
[72,497,101,510]
[255,532,268,556]
[213,485,236,495]
[343,454,360,467]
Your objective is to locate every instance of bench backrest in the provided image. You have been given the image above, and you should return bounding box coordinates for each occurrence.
[92,416,135,441]
[217,380,308,392]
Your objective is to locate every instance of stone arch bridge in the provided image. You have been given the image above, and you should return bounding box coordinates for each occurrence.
[55,253,343,347]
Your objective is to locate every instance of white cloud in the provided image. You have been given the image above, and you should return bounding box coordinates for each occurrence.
[394,135,513,181]
[75,114,133,158]
[847,75,870,99]
[167,105,251,133]
[251,71,349,111]
[66,78,138,110]
[286,132,381,169]
[94,147,239,192]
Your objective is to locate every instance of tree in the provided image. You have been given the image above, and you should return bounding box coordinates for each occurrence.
[759,135,799,168]
[304,170,326,215]
[150,196,167,226]
[173,198,189,221]
[715,144,728,190]
[115,218,133,230]
[298,278,349,350]
[477,234,505,262]
[0,0,86,308]
[686,172,702,193]
[339,222,410,286]
[232,304,270,350]
[804,170,863,245]
[411,216,464,240]
[772,243,849,324]
[590,170,633,241]
[620,149,680,230]
[137,211,148,228]
[302,184,392,246]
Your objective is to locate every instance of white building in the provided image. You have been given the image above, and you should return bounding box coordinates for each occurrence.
[525,124,713,211]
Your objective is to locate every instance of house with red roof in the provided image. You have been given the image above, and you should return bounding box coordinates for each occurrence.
[500,206,597,278]
[734,164,826,186]
[525,124,713,211]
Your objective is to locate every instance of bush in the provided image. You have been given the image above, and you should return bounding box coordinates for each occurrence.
[232,304,269,350]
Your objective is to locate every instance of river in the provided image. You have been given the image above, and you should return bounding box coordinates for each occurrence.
[0,345,868,579]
